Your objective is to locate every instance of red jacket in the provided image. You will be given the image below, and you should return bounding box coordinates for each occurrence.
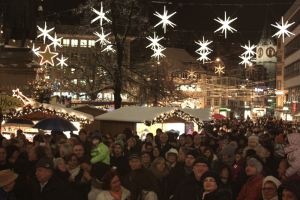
[237,174,264,200]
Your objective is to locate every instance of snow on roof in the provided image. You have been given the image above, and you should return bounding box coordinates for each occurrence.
[36,103,94,122]
[95,106,210,122]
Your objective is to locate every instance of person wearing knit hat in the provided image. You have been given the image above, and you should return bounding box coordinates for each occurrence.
[201,171,232,200]
[165,148,178,168]
[261,176,281,200]
[0,170,18,200]
[237,156,264,200]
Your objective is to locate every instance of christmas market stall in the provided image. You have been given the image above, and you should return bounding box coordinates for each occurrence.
[95,106,211,137]
[2,90,94,139]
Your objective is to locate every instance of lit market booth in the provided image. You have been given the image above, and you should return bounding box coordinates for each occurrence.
[95,106,211,137]
[2,91,94,139]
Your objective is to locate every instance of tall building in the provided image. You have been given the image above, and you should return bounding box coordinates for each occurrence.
[280,0,300,117]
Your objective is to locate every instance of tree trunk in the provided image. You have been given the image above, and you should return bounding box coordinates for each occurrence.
[114,43,123,109]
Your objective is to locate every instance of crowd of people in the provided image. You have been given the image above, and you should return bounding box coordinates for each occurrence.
[1,117,300,200]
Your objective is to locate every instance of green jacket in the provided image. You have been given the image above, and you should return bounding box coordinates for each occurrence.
[90,142,110,165]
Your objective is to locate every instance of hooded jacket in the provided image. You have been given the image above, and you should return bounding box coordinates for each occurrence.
[284,133,300,177]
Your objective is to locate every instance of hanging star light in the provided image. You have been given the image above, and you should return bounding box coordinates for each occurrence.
[154,6,176,34]
[102,44,116,53]
[91,2,111,26]
[32,44,41,57]
[239,55,253,67]
[94,27,111,46]
[196,51,211,63]
[49,33,62,51]
[56,55,68,68]
[146,32,164,50]
[215,64,225,76]
[39,45,58,66]
[151,46,166,61]
[241,40,256,57]
[187,70,198,80]
[195,36,213,64]
[195,36,213,53]
[214,11,237,38]
[37,22,54,44]
[271,17,295,43]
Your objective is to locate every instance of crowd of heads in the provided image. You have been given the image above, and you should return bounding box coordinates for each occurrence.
[0,117,300,200]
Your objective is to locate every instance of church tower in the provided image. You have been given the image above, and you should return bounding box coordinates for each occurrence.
[256,23,277,89]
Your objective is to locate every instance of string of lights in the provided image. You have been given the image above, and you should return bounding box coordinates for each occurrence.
[146,109,204,126]
[4,105,91,125]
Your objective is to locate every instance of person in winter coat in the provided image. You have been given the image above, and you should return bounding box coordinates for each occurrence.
[243,135,263,157]
[284,133,300,178]
[96,170,130,200]
[0,169,18,200]
[110,141,130,178]
[29,157,76,200]
[237,157,264,200]
[90,132,110,165]
[260,176,281,200]
[122,154,159,200]
[201,171,232,200]
[174,157,210,200]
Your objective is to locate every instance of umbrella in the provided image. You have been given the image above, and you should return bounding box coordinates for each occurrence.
[4,118,34,128]
[33,118,78,132]
[212,113,226,120]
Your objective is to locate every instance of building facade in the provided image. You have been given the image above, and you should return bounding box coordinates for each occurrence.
[280,0,300,117]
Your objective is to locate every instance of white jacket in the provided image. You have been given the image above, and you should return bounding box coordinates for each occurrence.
[96,187,130,200]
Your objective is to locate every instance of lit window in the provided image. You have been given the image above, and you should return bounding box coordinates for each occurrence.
[62,39,70,47]
[80,80,86,85]
[88,40,95,47]
[71,68,75,74]
[80,40,88,47]
[71,39,78,47]
[71,79,77,84]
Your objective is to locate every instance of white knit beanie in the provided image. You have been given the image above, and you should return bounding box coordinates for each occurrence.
[263,176,281,189]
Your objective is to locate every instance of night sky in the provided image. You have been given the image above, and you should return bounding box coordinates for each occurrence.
[43,0,296,66]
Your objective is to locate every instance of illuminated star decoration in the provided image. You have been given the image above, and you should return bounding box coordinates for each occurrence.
[239,40,256,67]
[102,44,116,53]
[241,40,256,57]
[187,70,197,80]
[239,55,253,67]
[12,88,31,105]
[37,22,54,44]
[91,2,111,26]
[49,33,62,51]
[154,6,176,34]
[151,46,166,61]
[56,55,68,68]
[197,51,211,63]
[146,32,164,50]
[271,17,295,43]
[195,36,213,64]
[32,44,41,57]
[214,11,237,38]
[214,64,225,76]
[39,45,58,66]
[94,27,111,46]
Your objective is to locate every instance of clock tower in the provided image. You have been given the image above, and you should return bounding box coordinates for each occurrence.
[256,28,277,88]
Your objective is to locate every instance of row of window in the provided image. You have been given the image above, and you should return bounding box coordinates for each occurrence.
[62,39,96,48]
[285,34,300,57]
[284,59,300,79]
[206,98,228,106]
